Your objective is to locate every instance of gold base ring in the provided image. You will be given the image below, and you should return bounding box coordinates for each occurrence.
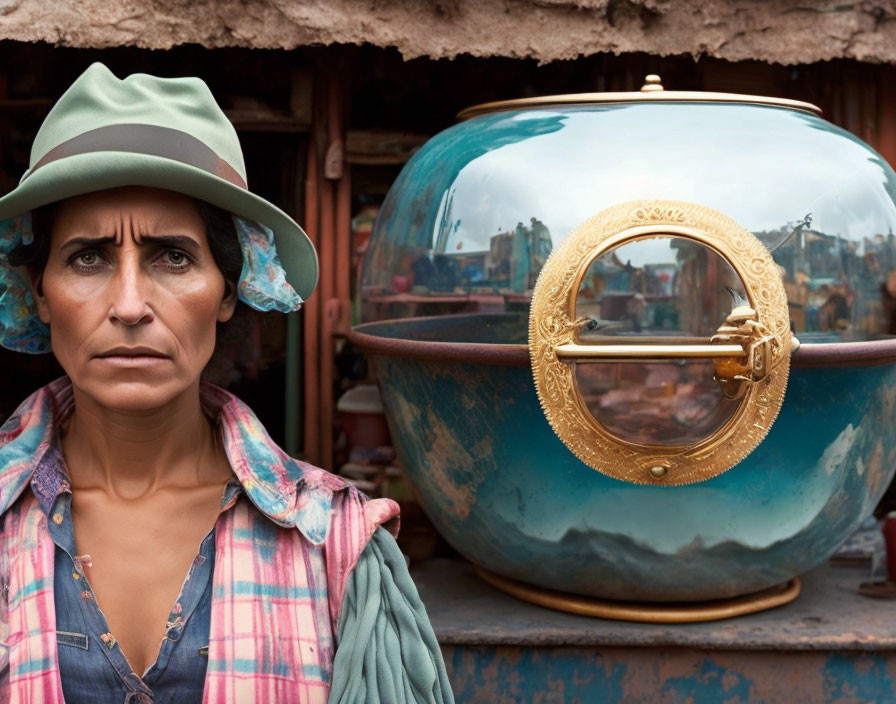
[473,565,801,623]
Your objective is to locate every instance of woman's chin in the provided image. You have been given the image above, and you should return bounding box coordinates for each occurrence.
[73,377,198,414]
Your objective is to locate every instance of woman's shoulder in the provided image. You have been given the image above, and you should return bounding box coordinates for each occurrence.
[255,452,400,549]
[0,379,71,519]
[0,378,69,446]
[205,383,399,545]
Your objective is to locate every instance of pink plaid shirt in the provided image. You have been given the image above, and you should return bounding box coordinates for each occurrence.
[0,378,399,703]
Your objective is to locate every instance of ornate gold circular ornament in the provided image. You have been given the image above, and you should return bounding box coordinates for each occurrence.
[529,200,793,486]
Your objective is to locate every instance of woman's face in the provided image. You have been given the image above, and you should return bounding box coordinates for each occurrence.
[33,186,237,412]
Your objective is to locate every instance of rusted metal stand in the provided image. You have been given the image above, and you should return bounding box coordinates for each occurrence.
[413,560,896,704]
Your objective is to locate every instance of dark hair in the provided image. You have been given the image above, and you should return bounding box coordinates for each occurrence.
[7,198,243,292]
[196,201,243,291]
[6,204,55,272]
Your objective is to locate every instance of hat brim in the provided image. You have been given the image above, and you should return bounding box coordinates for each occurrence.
[0,151,319,301]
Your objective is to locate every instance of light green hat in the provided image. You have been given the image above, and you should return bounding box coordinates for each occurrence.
[0,62,318,301]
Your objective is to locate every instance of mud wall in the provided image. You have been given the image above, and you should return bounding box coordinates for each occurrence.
[1,0,895,65]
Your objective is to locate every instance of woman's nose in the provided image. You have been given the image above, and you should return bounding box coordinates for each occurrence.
[108,256,154,326]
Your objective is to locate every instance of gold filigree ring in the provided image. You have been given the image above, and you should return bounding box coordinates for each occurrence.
[528,200,791,486]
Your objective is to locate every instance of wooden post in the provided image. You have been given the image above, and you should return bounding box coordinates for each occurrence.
[878,66,896,169]
[284,70,313,458]
[315,68,349,472]
[302,137,321,465]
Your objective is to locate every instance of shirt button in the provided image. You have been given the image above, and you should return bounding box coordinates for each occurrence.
[72,573,80,580]
[51,513,63,525]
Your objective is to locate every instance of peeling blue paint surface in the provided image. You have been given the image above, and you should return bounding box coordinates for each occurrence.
[443,647,896,704]
[448,647,626,704]
[660,658,754,703]
[823,653,895,704]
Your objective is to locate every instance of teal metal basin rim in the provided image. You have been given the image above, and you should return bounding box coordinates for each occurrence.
[349,320,896,369]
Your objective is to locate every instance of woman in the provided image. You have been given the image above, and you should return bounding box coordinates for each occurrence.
[0,63,453,703]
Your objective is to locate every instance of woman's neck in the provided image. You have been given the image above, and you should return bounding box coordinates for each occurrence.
[61,381,229,500]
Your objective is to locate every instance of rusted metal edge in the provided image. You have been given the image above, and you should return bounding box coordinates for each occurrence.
[432,627,896,652]
[349,325,896,369]
[347,327,531,366]
[792,341,896,368]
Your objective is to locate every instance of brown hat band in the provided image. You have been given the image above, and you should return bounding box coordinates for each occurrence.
[26,123,247,190]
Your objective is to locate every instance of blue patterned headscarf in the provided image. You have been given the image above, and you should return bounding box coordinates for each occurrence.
[0,213,303,354]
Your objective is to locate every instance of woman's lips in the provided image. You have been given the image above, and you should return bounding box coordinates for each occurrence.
[95,347,170,366]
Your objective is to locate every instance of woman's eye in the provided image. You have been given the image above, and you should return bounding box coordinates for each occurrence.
[71,251,104,270]
[160,249,192,269]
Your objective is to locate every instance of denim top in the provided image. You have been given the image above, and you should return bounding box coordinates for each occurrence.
[33,446,241,704]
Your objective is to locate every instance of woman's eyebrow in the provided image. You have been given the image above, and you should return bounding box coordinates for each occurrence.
[139,234,202,253]
[59,233,203,254]
[58,235,116,253]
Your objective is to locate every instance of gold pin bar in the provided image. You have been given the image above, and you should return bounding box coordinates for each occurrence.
[554,343,745,360]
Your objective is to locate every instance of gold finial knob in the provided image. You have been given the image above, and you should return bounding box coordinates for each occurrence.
[641,74,664,93]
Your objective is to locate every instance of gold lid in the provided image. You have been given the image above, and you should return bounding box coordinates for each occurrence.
[457,74,822,120]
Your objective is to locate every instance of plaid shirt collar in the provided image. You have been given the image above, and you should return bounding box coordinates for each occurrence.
[0,376,345,545]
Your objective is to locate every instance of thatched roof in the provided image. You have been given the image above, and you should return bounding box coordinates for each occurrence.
[2,0,896,65]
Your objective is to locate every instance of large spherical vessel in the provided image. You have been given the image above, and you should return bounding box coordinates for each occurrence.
[349,77,896,616]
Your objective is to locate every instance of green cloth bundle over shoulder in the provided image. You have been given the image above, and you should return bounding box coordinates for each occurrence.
[331,529,455,704]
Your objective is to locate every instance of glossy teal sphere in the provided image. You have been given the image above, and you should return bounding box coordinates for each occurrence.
[357,97,896,600]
